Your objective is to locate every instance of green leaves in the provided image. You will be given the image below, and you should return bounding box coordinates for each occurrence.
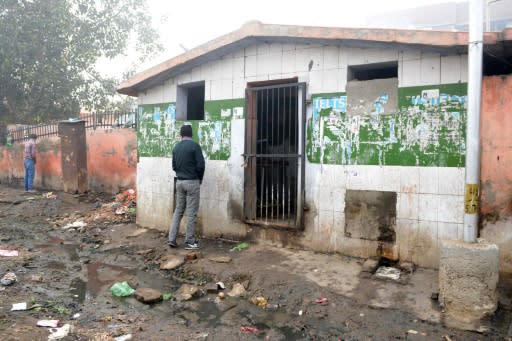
[0,0,161,126]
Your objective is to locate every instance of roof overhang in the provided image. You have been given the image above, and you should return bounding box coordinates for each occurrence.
[117,21,508,97]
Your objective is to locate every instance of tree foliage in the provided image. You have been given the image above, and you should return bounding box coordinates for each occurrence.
[0,0,161,125]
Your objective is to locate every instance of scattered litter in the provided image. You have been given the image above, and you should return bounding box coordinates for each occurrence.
[115,334,133,341]
[163,293,172,301]
[407,329,418,335]
[42,192,58,200]
[1,272,17,286]
[240,326,259,334]
[359,313,364,317]
[374,266,401,281]
[110,281,135,297]
[230,242,249,252]
[37,320,60,328]
[216,281,225,290]
[299,310,303,316]
[115,206,128,215]
[62,220,87,230]
[443,336,453,341]
[315,297,328,305]
[431,292,439,301]
[11,302,28,311]
[227,283,247,297]
[250,296,268,308]
[72,313,80,319]
[48,324,73,340]
[218,292,225,299]
[184,251,203,260]
[0,249,19,257]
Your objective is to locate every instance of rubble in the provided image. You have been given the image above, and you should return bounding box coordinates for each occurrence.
[134,288,163,304]
[176,284,200,301]
[159,255,184,270]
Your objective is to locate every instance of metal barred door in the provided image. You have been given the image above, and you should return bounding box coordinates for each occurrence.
[244,82,306,229]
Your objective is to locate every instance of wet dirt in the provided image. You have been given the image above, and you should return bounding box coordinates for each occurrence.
[0,184,511,340]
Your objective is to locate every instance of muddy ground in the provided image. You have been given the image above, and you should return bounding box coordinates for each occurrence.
[0,184,511,341]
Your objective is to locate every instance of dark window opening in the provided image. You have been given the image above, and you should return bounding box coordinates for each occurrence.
[176,81,205,120]
[348,61,398,81]
[483,52,512,76]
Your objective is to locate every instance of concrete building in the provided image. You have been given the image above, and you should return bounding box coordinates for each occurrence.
[118,22,512,269]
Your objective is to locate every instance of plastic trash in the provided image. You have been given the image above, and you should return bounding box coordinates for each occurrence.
[11,302,27,311]
[62,221,87,230]
[0,250,19,257]
[230,242,249,252]
[315,297,328,304]
[1,272,17,285]
[37,320,60,328]
[162,293,172,301]
[240,326,259,333]
[115,335,133,341]
[48,324,73,340]
[110,281,135,297]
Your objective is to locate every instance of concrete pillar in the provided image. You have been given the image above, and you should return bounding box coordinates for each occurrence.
[58,120,88,193]
[439,240,499,331]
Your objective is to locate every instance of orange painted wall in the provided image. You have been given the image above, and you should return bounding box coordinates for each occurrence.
[0,129,136,194]
[481,75,512,218]
[86,129,137,193]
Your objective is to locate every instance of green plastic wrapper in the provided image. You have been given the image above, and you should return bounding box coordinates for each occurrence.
[110,281,135,297]
[230,242,249,252]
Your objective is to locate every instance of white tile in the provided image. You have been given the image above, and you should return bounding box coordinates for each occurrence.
[419,167,439,194]
[220,58,233,80]
[233,79,246,99]
[396,218,419,261]
[257,54,279,77]
[347,47,366,65]
[333,211,345,248]
[441,55,462,84]
[308,70,323,95]
[257,43,270,56]
[233,57,245,79]
[365,166,383,191]
[381,166,401,192]
[319,164,336,187]
[438,222,458,240]
[400,59,422,87]
[338,67,348,92]
[323,46,339,70]
[210,80,222,101]
[201,62,213,81]
[398,192,419,220]
[338,49,348,69]
[365,47,398,64]
[438,167,464,195]
[309,46,323,70]
[233,48,244,58]
[418,194,439,221]
[401,50,421,61]
[415,220,439,267]
[318,209,335,238]
[400,167,420,193]
[318,186,335,211]
[245,55,257,77]
[282,50,297,74]
[295,48,311,73]
[420,53,441,85]
[282,43,295,52]
[322,69,339,93]
[190,66,202,82]
[269,43,282,55]
[333,165,349,188]
[333,188,346,213]
[457,223,464,240]
[438,194,463,223]
[204,80,212,101]
[245,44,257,56]
[220,79,233,100]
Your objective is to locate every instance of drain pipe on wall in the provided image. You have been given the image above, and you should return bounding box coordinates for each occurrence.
[464,0,484,243]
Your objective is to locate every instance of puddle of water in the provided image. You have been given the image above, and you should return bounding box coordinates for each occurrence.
[70,277,88,303]
[87,262,136,295]
[35,237,80,262]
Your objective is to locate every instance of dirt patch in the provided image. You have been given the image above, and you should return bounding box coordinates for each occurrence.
[0,184,510,340]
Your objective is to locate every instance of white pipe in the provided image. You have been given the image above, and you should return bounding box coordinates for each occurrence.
[464,0,485,243]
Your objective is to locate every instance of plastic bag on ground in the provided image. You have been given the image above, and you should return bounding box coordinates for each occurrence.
[110,281,135,297]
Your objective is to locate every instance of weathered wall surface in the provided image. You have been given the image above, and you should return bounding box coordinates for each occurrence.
[0,129,136,194]
[87,129,137,193]
[480,75,512,272]
[136,42,469,268]
[0,136,62,190]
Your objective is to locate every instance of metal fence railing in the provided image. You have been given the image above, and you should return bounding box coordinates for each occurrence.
[5,111,137,145]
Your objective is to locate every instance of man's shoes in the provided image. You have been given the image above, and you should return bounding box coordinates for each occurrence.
[184,242,200,250]
[168,241,177,248]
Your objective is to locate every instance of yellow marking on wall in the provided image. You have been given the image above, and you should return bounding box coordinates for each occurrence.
[464,184,479,214]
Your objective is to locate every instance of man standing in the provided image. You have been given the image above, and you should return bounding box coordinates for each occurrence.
[168,125,205,250]
[24,133,37,192]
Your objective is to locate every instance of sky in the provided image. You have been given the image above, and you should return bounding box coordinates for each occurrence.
[98,0,462,78]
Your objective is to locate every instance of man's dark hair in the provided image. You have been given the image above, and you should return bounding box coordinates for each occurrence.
[180,125,193,138]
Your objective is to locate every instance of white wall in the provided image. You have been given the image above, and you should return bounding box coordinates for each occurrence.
[137,41,468,268]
